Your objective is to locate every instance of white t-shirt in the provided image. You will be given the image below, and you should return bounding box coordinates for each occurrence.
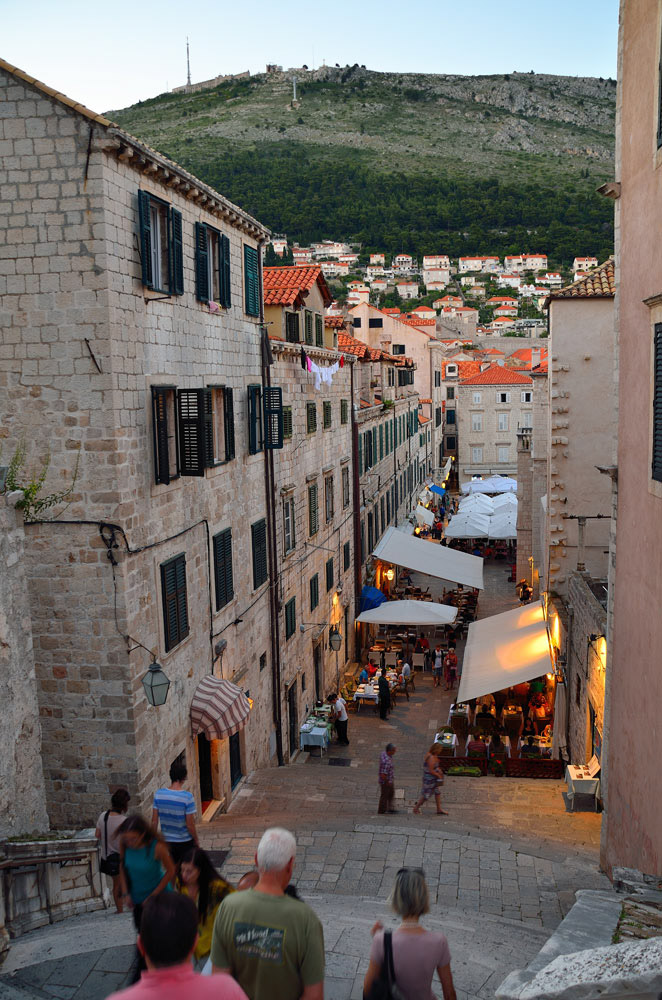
[334,698,348,723]
[402,662,411,678]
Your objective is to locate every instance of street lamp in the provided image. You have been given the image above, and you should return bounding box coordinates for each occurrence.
[328,626,342,651]
[142,661,170,706]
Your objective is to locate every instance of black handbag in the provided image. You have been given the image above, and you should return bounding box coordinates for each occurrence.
[99,811,121,877]
[364,931,406,1000]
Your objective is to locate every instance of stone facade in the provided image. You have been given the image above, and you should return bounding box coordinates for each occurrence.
[456,373,534,479]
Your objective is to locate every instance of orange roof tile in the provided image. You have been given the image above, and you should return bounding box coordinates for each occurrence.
[325,315,347,329]
[460,364,533,386]
[444,360,482,379]
[263,265,332,308]
[548,259,614,301]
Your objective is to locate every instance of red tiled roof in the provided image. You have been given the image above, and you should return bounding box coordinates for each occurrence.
[443,360,482,379]
[548,259,615,301]
[263,265,333,308]
[325,315,347,329]
[481,348,505,355]
[460,364,533,386]
[338,331,370,358]
[509,347,549,365]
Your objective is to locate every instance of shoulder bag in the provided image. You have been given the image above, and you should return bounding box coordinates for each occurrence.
[99,811,121,877]
[364,931,406,1000]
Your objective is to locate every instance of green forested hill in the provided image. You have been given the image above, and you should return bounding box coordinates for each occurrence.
[110,65,616,265]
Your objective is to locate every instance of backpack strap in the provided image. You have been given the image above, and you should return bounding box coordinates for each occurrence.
[384,930,396,985]
[103,810,110,857]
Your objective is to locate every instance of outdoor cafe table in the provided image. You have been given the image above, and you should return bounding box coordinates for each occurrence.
[299,722,330,754]
[519,735,553,757]
[447,703,470,726]
[434,732,458,754]
[565,761,601,811]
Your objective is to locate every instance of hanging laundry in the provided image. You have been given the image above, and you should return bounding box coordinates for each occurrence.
[300,346,307,370]
[309,359,340,390]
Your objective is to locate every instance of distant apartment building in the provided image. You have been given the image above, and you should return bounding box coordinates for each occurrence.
[366,265,386,280]
[460,275,476,287]
[369,278,388,293]
[504,255,524,272]
[494,304,518,318]
[320,260,349,279]
[410,305,436,320]
[435,295,463,309]
[396,281,419,300]
[422,254,451,270]
[370,253,385,265]
[573,256,598,273]
[293,246,313,264]
[497,273,522,290]
[456,366,534,477]
[539,272,563,287]
[393,253,414,270]
[522,253,548,271]
[312,241,351,259]
[347,285,370,306]
[271,236,288,256]
[423,268,450,288]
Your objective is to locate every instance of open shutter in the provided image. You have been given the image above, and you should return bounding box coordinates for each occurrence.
[251,519,268,589]
[224,387,235,460]
[195,222,209,302]
[175,555,189,642]
[248,385,261,454]
[653,324,662,482]
[203,388,214,467]
[263,386,284,450]
[178,389,206,476]
[161,555,188,652]
[358,432,363,475]
[170,208,184,295]
[220,234,232,308]
[138,191,153,288]
[213,529,233,609]
[308,483,318,535]
[244,245,259,317]
[151,387,171,484]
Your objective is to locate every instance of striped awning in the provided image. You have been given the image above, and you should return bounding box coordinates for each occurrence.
[190,676,251,741]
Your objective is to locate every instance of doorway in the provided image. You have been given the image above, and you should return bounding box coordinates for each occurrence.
[197,734,213,810]
[313,643,322,703]
[288,684,298,757]
[229,731,243,789]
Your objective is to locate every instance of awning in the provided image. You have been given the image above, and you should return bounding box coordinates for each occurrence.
[429,485,446,497]
[419,487,433,504]
[442,457,453,481]
[445,513,490,539]
[357,599,458,626]
[372,525,484,590]
[461,476,517,495]
[488,513,517,540]
[456,600,553,703]
[492,493,518,510]
[416,504,435,526]
[190,676,251,741]
[459,494,494,514]
[359,586,387,612]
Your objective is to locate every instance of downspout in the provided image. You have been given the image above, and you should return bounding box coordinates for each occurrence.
[351,360,362,622]
[258,245,284,766]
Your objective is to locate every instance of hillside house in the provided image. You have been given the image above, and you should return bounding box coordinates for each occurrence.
[272,236,288,256]
[370,253,385,265]
[423,268,450,288]
[504,255,524,272]
[264,265,334,350]
[423,254,451,270]
[457,366,534,477]
[293,247,313,263]
[522,254,547,271]
[494,305,518,318]
[396,281,419,300]
[573,256,598,273]
[539,272,563,287]
[497,274,522,290]
[393,253,414,270]
[347,285,370,306]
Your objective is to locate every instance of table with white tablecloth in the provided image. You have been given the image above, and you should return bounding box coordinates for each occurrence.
[300,724,330,753]
[565,764,600,811]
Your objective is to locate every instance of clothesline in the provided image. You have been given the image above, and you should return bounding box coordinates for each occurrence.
[300,347,345,389]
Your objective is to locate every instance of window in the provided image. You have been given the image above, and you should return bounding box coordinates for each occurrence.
[248,385,263,454]
[398,369,414,386]
[251,519,268,589]
[323,401,332,429]
[315,315,323,347]
[205,386,236,465]
[446,435,456,450]
[471,446,483,464]
[306,402,317,433]
[471,413,483,432]
[368,317,383,328]
[367,511,374,552]
[304,310,313,345]
[284,597,296,640]
[194,223,231,307]
[343,540,350,571]
[353,317,362,328]
[325,475,334,522]
[213,529,233,610]
[498,412,509,432]
[386,490,391,524]
[497,391,511,404]
[521,411,532,428]
[310,573,319,611]
[308,482,319,535]
[521,390,532,403]
[138,191,183,295]
[263,387,284,450]
[360,521,366,564]
[434,371,441,387]
[379,424,384,460]
[446,364,458,376]
[435,407,442,427]
[392,344,405,355]
[161,554,189,652]
[497,446,509,463]
[340,399,349,425]
[286,312,300,343]
[283,496,296,554]
[653,323,662,481]
[152,386,179,484]
[244,245,260,316]
[342,465,350,508]
[446,409,456,425]
[301,672,306,692]
[259,652,266,672]
[282,405,293,439]
[446,387,455,400]
[325,557,334,592]
[387,367,395,387]
[472,392,482,404]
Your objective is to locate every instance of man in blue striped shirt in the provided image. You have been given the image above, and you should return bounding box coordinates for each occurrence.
[151,761,198,865]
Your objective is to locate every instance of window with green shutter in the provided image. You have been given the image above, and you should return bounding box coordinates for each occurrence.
[161,554,189,652]
[152,386,179,484]
[251,519,268,589]
[325,557,334,592]
[178,389,206,476]
[358,432,363,474]
[285,597,296,640]
[286,312,300,343]
[244,244,260,317]
[308,482,319,535]
[323,401,332,429]
[282,405,293,439]
[310,573,319,611]
[340,399,348,425]
[213,529,233,610]
[138,191,183,295]
[263,386,284,450]
[315,314,324,347]
[306,402,317,433]
[379,424,384,460]
[343,540,350,571]
[248,385,263,454]
[305,310,313,345]
[653,323,662,481]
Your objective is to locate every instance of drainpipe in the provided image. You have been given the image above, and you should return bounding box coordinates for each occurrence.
[351,361,362,622]
[258,245,284,766]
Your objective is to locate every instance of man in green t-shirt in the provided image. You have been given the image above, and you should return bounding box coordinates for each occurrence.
[211,827,324,1000]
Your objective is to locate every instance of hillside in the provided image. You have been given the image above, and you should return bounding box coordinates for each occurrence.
[110,65,616,264]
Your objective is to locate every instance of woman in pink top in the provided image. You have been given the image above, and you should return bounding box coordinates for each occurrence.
[363,868,456,1000]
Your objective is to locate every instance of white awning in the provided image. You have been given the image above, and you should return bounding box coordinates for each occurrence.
[372,525,484,589]
[416,504,435,526]
[419,487,433,504]
[492,493,518,510]
[445,513,490,539]
[456,600,553,703]
[461,476,517,495]
[459,494,494,514]
[442,457,453,481]
[356,599,458,626]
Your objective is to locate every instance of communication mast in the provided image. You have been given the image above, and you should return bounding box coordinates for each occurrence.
[186,38,191,87]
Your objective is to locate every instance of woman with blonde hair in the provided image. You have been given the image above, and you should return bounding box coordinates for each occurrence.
[413,744,448,816]
[363,867,456,999]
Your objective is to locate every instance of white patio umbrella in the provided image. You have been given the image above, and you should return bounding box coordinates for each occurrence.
[488,520,518,540]
[458,494,494,514]
[461,476,518,495]
[416,504,435,526]
[445,513,490,539]
[492,493,518,510]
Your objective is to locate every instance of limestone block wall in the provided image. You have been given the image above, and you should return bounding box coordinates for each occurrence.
[565,571,607,764]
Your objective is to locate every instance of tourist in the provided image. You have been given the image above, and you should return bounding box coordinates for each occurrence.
[443,649,458,691]
[433,645,443,688]
[368,660,379,679]
[358,665,369,685]
[151,761,198,866]
[489,732,506,758]
[329,691,349,745]
[178,846,234,965]
[363,868,456,1000]
[378,743,397,815]
[95,787,130,913]
[106,892,247,1000]
[521,736,540,757]
[413,744,448,816]
[378,667,391,719]
[211,827,325,1000]
[236,870,259,891]
[466,730,487,756]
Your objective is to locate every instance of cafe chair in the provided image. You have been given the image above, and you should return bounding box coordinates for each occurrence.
[412,652,425,671]
[384,651,398,669]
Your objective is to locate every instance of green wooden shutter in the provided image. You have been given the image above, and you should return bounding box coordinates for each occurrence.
[282,406,293,439]
[372,428,377,463]
[285,597,296,639]
[220,233,232,308]
[263,386,284,450]
[213,528,233,610]
[358,432,363,475]
[315,315,323,347]
[379,424,384,460]
[151,387,171,484]
[170,208,184,295]
[244,245,259,317]
[325,557,334,592]
[178,389,206,476]
[251,519,268,589]
[203,388,214,466]
[308,483,318,535]
[161,554,188,652]
[343,541,350,571]
[653,324,662,481]
[248,385,262,454]
[195,222,209,302]
[310,573,319,611]
[224,387,235,460]
[138,191,153,288]
[305,311,313,345]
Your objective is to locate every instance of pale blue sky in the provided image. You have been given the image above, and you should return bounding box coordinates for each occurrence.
[2,0,618,113]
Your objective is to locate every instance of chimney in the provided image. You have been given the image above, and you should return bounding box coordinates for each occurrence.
[531,348,542,369]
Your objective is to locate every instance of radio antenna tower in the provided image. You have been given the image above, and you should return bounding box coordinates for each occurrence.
[186,38,191,87]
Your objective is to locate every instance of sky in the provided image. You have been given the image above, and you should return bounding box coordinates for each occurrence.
[2,0,619,114]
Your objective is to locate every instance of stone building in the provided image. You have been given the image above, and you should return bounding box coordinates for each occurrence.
[0,58,274,827]
[456,365,534,479]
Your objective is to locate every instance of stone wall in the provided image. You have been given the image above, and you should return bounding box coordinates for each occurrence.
[0,496,48,838]
[563,571,607,764]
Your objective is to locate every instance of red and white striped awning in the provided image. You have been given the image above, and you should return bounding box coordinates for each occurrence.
[190,676,251,741]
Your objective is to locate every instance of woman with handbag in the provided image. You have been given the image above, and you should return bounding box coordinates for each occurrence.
[95,788,130,912]
[413,745,448,816]
[363,868,456,1000]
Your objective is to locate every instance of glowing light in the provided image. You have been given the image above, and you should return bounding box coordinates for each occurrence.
[333,591,339,606]
[551,614,560,649]
[385,568,395,581]
[247,697,254,709]
[546,672,554,681]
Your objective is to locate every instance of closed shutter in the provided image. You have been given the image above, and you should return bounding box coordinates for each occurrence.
[203,388,214,466]
[315,315,323,347]
[138,191,153,288]
[305,311,313,345]
[307,402,316,433]
[310,573,319,611]
[358,431,363,474]
[343,540,350,571]
[653,324,662,481]
[248,385,262,454]
[326,557,334,592]
[161,554,188,652]
[195,222,209,302]
[213,528,233,610]
[178,389,206,476]
[372,428,377,463]
[220,233,231,308]
[251,519,268,589]
[152,386,172,484]
[263,386,284,450]
[285,598,296,639]
[379,424,384,460]
[323,401,331,428]
[282,406,293,439]
[244,245,260,317]
[308,483,318,535]
[341,399,348,424]
[224,387,235,460]
[170,208,184,295]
